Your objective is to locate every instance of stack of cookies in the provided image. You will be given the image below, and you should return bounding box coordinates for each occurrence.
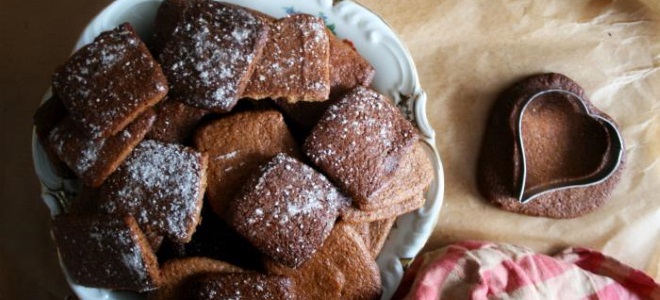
[34,0,434,298]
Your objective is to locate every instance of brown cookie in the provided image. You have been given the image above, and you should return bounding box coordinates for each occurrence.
[52,214,161,292]
[146,98,209,144]
[361,142,434,211]
[272,30,374,136]
[33,95,75,178]
[242,14,331,102]
[266,256,345,299]
[304,86,418,208]
[226,154,349,268]
[159,0,269,112]
[367,218,396,258]
[65,185,164,251]
[148,257,243,300]
[341,194,425,223]
[48,109,157,187]
[348,219,396,258]
[152,0,275,55]
[477,73,626,218]
[183,273,294,300]
[99,140,208,243]
[53,23,168,138]
[266,222,381,300]
[193,110,299,217]
[327,30,375,98]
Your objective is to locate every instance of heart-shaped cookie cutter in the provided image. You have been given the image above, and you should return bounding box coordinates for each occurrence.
[516,89,624,204]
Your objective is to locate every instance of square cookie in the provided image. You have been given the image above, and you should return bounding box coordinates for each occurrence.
[226,153,349,268]
[52,214,161,291]
[99,140,208,243]
[48,108,157,187]
[303,86,418,208]
[53,23,168,138]
[158,0,269,112]
[193,110,299,217]
[149,257,244,300]
[265,222,381,300]
[242,14,331,102]
[360,142,434,211]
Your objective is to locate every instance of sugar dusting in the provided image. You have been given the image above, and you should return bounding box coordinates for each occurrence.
[48,123,106,174]
[160,2,265,111]
[89,220,147,281]
[304,86,417,199]
[101,140,204,242]
[54,216,152,288]
[214,150,239,160]
[194,274,289,299]
[245,14,330,99]
[53,24,165,138]
[47,112,152,185]
[233,153,347,267]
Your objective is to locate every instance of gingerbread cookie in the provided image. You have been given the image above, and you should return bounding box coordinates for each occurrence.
[159,0,269,112]
[361,142,434,211]
[477,73,625,218]
[52,214,161,291]
[304,86,418,208]
[242,14,330,103]
[226,154,349,268]
[342,194,426,223]
[48,109,156,187]
[193,110,299,217]
[53,23,168,138]
[266,222,381,299]
[274,30,375,136]
[99,140,208,242]
[327,29,375,98]
[148,257,243,300]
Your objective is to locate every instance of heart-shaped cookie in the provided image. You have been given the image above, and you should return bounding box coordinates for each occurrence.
[477,73,626,218]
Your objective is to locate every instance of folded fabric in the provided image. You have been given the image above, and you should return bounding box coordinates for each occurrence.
[393,241,660,300]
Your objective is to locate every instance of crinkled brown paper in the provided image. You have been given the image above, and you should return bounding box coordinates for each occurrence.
[359,0,660,281]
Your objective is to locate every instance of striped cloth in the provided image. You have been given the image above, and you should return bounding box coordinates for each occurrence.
[393,241,660,300]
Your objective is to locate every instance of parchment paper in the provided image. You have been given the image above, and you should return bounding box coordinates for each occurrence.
[359,0,660,281]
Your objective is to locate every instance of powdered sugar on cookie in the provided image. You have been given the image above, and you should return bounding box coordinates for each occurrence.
[304,86,418,206]
[53,23,167,138]
[159,2,269,112]
[242,14,331,102]
[100,140,207,243]
[227,153,348,268]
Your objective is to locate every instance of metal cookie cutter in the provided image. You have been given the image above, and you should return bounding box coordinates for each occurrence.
[515,89,624,204]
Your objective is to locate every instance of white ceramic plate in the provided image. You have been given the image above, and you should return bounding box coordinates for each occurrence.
[31,0,445,299]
